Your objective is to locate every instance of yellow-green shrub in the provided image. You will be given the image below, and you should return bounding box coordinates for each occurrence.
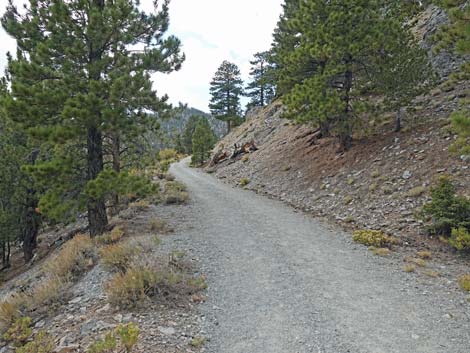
[16,330,55,353]
[158,149,178,161]
[352,230,397,247]
[458,274,470,291]
[240,178,250,186]
[2,317,32,346]
[449,227,470,251]
[115,323,140,353]
[0,295,27,329]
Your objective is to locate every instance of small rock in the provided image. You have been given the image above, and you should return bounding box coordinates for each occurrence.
[402,170,412,180]
[158,326,176,335]
[68,297,82,305]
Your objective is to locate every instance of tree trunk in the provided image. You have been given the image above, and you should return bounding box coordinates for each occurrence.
[227,120,231,134]
[111,133,121,215]
[87,126,108,236]
[339,59,353,152]
[395,108,403,133]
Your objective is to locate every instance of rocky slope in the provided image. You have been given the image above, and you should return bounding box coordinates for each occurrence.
[207,77,469,264]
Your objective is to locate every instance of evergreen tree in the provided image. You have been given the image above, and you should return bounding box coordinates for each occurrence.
[278,0,428,150]
[246,51,275,109]
[435,0,470,155]
[182,115,204,154]
[209,61,244,134]
[191,118,216,166]
[2,0,184,235]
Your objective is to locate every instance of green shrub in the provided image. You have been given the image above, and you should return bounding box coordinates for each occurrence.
[2,317,32,346]
[240,178,250,186]
[88,332,117,353]
[163,181,189,204]
[16,330,55,353]
[115,323,140,353]
[95,226,125,245]
[158,149,178,161]
[422,176,470,235]
[449,227,470,251]
[353,230,397,248]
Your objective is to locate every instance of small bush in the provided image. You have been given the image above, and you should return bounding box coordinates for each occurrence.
[353,230,397,248]
[164,173,176,182]
[449,227,470,251]
[88,323,139,353]
[404,264,416,273]
[165,181,187,192]
[241,155,249,163]
[410,258,427,267]
[406,186,426,198]
[2,317,32,346]
[149,218,169,233]
[424,270,440,278]
[371,170,380,178]
[190,336,206,348]
[129,200,150,212]
[96,226,125,245]
[16,330,55,353]
[105,265,205,308]
[100,244,137,273]
[163,191,189,205]
[368,183,378,193]
[458,274,470,291]
[416,251,432,259]
[422,176,470,235]
[44,234,95,279]
[240,178,250,186]
[158,149,178,161]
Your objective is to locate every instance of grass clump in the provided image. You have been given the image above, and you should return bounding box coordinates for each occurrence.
[239,178,250,186]
[458,274,470,291]
[100,244,138,273]
[27,276,66,310]
[403,264,416,273]
[0,294,28,329]
[406,186,426,197]
[163,181,189,205]
[416,250,432,259]
[149,218,170,233]
[95,226,125,245]
[44,234,95,279]
[105,265,206,309]
[353,230,397,248]
[369,247,391,256]
[409,258,427,267]
[190,336,206,348]
[424,270,440,278]
[129,200,150,211]
[371,170,381,178]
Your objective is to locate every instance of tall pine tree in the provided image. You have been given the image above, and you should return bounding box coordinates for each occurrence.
[191,118,216,166]
[209,60,244,134]
[246,51,275,110]
[278,0,429,150]
[2,0,184,235]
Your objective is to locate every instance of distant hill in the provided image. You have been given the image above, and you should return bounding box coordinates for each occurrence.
[154,105,226,150]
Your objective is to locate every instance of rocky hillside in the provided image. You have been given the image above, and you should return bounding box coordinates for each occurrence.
[207,79,469,259]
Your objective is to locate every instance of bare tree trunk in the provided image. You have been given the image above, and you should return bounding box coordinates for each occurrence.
[338,60,353,151]
[87,126,108,236]
[395,108,403,133]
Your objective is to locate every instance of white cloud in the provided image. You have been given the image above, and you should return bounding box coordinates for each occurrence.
[0,0,283,111]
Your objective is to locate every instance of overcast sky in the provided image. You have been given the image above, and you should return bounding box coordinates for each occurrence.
[0,0,283,112]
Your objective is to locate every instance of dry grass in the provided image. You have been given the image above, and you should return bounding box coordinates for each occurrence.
[100,243,138,273]
[409,258,427,267]
[26,276,66,310]
[0,294,28,330]
[416,251,432,260]
[129,200,150,211]
[44,234,95,279]
[105,265,207,309]
[95,226,125,245]
[403,264,416,273]
[239,178,250,186]
[369,247,391,256]
[424,270,440,278]
[149,218,171,233]
[406,186,426,197]
[458,274,470,291]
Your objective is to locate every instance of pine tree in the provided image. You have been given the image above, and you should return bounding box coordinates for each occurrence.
[435,0,470,155]
[246,51,275,110]
[278,0,428,150]
[2,0,184,235]
[209,61,244,134]
[191,118,216,166]
[182,115,204,154]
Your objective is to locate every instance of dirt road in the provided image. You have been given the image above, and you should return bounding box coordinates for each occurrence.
[170,159,470,353]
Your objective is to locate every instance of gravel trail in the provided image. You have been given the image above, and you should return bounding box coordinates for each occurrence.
[170,159,470,353]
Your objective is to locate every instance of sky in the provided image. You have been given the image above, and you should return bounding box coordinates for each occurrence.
[0,0,283,112]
